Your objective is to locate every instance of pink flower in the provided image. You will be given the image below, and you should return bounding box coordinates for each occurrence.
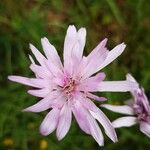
[8,25,137,146]
[102,74,150,137]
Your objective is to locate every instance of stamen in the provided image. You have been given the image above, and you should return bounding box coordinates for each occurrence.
[63,78,76,95]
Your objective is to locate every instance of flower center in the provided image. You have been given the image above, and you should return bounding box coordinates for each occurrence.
[63,78,76,95]
[134,104,148,121]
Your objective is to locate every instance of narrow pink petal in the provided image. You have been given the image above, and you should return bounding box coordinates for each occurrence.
[53,77,64,87]
[81,45,108,78]
[8,76,40,88]
[40,108,60,136]
[75,93,105,112]
[29,44,46,66]
[126,73,137,83]
[131,85,150,112]
[86,109,104,146]
[28,55,35,64]
[41,37,63,69]
[75,56,88,77]
[127,71,150,112]
[28,88,50,97]
[87,38,108,59]
[63,26,87,75]
[98,81,138,92]
[80,39,108,78]
[79,97,101,112]
[56,103,72,140]
[98,43,126,70]
[79,72,106,92]
[140,121,150,137]
[23,98,51,112]
[72,101,104,146]
[63,25,77,70]
[76,28,86,59]
[23,91,60,112]
[30,64,52,78]
[72,101,91,134]
[86,93,107,102]
[85,72,106,82]
[112,116,137,128]
[139,88,150,112]
[51,94,66,108]
[29,78,49,88]
[101,104,134,115]
[45,60,63,77]
[90,109,118,143]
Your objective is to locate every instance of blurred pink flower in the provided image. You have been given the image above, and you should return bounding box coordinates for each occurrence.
[8,25,137,146]
[102,74,150,137]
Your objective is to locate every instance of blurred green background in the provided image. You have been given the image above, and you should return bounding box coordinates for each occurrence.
[0,0,150,149]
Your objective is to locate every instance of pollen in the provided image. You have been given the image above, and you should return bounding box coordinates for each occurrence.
[63,79,76,95]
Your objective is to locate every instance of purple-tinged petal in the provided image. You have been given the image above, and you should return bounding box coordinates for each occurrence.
[53,77,64,87]
[63,26,87,75]
[73,101,104,146]
[56,103,72,140]
[98,43,126,70]
[28,88,50,98]
[23,98,51,112]
[78,72,106,92]
[86,93,107,102]
[135,88,150,112]
[23,91,60,112]
[140,121,150,137]
[63,25,77,72]
[87,38,108,59]
[29,78,49,88]
[8,76,44,88]
[126,73,137,83]
[101,104,134,115]
[98,81,138,92]
[45,60,63,77]
[87,113,104,146]
[126,74,150,112]
[81,39,108,78]
[72,101,91,134]
[40,108,60,136]
[30,44,46,66]
[90,109,118,143]
[28,55,35,64]
[112,116,137,128]
[41,37,63,69]
[77,28,86,59]
[30,64,52,78]
[8,76,34,86]
[79,97,99,112]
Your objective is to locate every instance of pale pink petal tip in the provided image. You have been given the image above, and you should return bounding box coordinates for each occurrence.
[101,104,134,115]
[126,73,137,83]
[112,116,137,128]
[101,38,108,46]
[56,104,72,141]
[40,109,60,136]
[140,121,150,137]
[8,75,15,81]
[28,54,35,64]
[67,25,77,35]
[90,109,118,143]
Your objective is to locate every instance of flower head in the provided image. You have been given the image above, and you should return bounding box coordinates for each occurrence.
[8,25,137,145]
[102,74,150,137]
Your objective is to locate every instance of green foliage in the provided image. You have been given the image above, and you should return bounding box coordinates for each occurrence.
[0,0,150,149]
